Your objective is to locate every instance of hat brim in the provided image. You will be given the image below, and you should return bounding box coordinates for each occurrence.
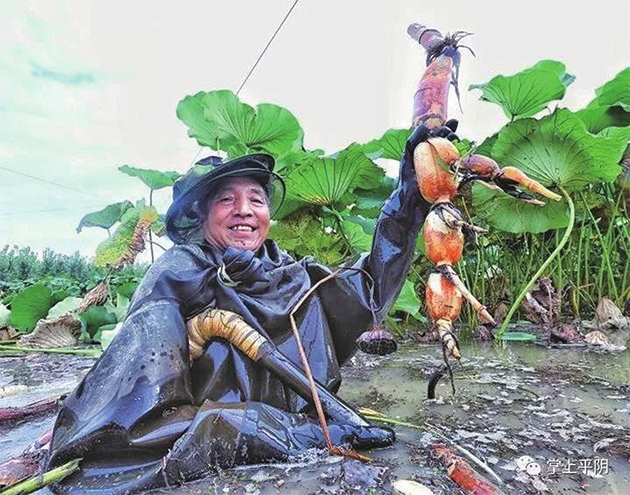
[165,154,285,245]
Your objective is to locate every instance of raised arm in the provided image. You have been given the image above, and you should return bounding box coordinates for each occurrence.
[309,125,436,364]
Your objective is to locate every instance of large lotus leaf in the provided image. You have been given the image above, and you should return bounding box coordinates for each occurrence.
[391,278,422,318]
[94,204,159,268]
[176,92,220,148]
[472,182,570,233]
[285,144,385,206]
[586,67,630,112]
[575,107,630,134]
[492,108,625,189]
[360,128,412,161]
[76,200,134,233]
[9,284,54,332]
[118,165,180,191]
[177,90,304,157]
[469,60,575,119]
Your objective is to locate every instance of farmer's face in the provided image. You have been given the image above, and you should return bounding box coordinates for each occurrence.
[201,176,270,252]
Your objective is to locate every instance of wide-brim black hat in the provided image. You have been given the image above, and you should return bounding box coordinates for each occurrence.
[165,153,285,245]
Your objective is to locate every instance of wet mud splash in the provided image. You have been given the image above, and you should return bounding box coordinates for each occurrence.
[1,342,629,494]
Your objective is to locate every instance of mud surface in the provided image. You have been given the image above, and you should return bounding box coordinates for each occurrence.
[1,341,629,494]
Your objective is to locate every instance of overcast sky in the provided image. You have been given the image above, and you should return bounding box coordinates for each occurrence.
[2,0,628,259]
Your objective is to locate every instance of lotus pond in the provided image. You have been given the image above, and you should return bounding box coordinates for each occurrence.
[1,339,629,494]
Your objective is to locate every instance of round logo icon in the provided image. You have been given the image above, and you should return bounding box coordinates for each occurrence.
[516,455,541,476]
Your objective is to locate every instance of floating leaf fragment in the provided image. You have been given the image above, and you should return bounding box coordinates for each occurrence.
[500,332,537,342]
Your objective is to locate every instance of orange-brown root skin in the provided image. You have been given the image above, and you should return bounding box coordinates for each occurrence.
[413,55,453,129]
[413,140,459,204]
[501,167,562,201]
[426,272,463,321]
[423,209,464,266]
[459,154,501,178]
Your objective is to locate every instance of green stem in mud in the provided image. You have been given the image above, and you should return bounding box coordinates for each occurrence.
[2,459,81,495]
[497,186,575,339]
[0,344,101,357]
[360,412,424,430]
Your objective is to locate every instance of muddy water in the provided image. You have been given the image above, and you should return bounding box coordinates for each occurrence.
[1,342,629,494]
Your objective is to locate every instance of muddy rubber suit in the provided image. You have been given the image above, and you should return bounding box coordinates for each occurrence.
[46,126,434,493]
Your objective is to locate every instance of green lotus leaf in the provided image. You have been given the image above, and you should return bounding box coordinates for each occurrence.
[392,278,421,317]
[285,144,385,206]
[471,134,498,159]
[105,293,130,322]
[100,323,122,350]
[115,282,138,299]
[575,106,630,134]
[176,92,221,148]
[118,165,180,191]
[9,284,54,332]
[270,211,343,265]
[270,212,323,252]
[47,296,83,319]
[345,215,377,235]
[469,60,575,119]
[360,128,412,160]
[453,138,475,157]
[177,90,304,158]
[351,176,397,217]
[273,149,324,174]
[341,219,374,253]
[79,306,117,337]
[472,182,570,233]
[76,200,134,233]
[492,108,625,189]
[94,204,159,268]
[586,67,630,111]
[597,125,630,141]
[273,197,308,221]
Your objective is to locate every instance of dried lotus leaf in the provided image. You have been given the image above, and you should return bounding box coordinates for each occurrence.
[77,282,109,313]
[0,326,19,342]
[18,314,81,348]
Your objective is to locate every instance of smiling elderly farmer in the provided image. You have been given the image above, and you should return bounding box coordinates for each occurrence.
[46,126,436,493]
